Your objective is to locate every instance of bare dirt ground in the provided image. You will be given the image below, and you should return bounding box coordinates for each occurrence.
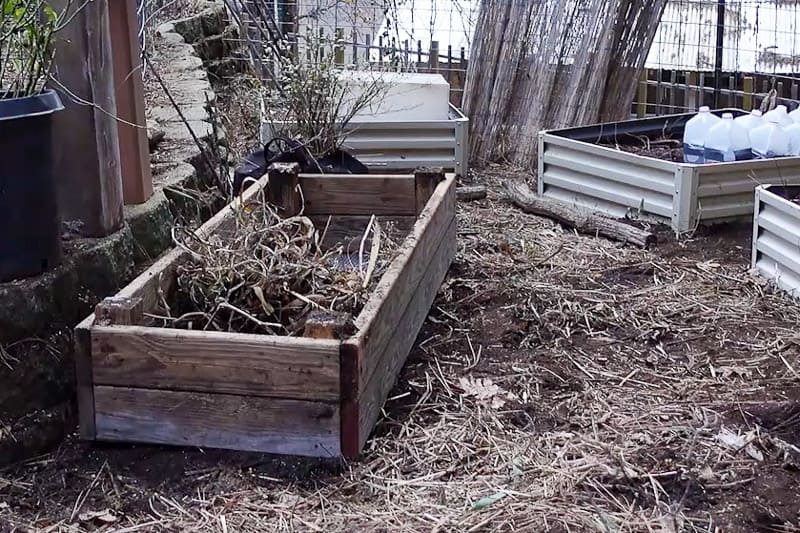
[2,167,800,532]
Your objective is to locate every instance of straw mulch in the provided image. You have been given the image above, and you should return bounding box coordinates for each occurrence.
[3,168,800,532]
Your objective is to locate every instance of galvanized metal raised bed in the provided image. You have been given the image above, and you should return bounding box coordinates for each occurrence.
[261,103,469,176]
[752,184,800,298]
[538,110,800,232]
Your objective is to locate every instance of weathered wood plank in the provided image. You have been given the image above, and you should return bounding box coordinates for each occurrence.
[348,220,457,456]
[94,296,143,326]
[74,314,96,439]
[268,162,301,217]
[299,175,417,216]
[94,386,340,457]
[92,326,340,400]
[348,175,456,387]
[51,0,124,236]
[108,0,153,205]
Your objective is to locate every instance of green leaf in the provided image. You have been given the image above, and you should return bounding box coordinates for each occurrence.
[471,491,507,511]
[43,4,56,23]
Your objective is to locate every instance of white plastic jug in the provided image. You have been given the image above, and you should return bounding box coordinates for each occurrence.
[734,109,764,132]
[784,122,800,155]
[683,106,721,163]
[750,115,792,158]
[764,105,794,128]
[790,106,800,123]
[704,113,752,162]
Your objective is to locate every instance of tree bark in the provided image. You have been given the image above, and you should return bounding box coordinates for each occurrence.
[503,180,655,247]
[456,185,487,202]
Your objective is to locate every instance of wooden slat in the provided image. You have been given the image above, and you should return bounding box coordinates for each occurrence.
[51,0,124,237]
[310,215,416,249]
[92,326,340,400]
[349,175,456,388]
[74,314,96,439]
[94,386,340,457]
[108,0,152,205]
[299,175,416,215]
[347,220,457,456]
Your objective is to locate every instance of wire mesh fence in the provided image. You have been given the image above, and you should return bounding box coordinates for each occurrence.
[634,0,800,116]
[132,0,800,150]
[215,0,477,105]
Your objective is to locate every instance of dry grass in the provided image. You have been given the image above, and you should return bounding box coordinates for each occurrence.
[154,191,399,335]
[2,168,800,532]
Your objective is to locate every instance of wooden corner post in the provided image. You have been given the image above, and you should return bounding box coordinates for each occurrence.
[51,0,124,237]
[415,167,445,215]
[268,162,301,217]
[108,0,153,205]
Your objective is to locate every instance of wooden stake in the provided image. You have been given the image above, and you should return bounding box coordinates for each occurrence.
[268,162,301,217]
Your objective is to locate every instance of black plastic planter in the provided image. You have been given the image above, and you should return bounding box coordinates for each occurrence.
[0,90,64,282]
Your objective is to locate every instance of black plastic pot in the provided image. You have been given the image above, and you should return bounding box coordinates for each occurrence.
[0,90,64,283]
[232,137,370,195]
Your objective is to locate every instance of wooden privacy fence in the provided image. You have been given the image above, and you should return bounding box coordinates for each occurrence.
[634,69,800,116]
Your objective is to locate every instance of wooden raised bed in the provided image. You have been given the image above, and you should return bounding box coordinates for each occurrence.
[74,166,457,458]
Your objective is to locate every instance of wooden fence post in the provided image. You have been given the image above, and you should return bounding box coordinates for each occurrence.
[51,0,124,237]
[429,41,439,73]
[637,70,648,118]
[334,27,345,65]
[686,71,698,110]
[743,76,754,110]
[108,0,153,205]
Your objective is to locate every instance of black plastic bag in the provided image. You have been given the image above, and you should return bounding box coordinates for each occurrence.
[232,137,369,195]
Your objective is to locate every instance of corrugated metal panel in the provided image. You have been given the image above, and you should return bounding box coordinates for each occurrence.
[539,133,676,221]
[752,186,800,298]
[261,105,469,175]
[696,160,800,222]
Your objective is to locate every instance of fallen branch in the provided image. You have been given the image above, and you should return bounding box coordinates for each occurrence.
[502,180,655,247]
[457,185,487,202]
